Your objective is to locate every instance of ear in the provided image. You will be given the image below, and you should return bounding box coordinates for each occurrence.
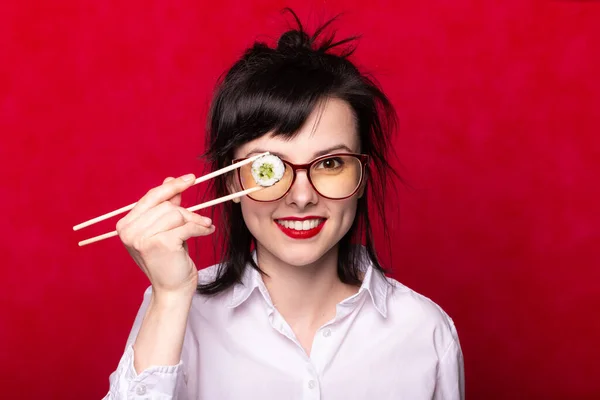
[357,175,367,199]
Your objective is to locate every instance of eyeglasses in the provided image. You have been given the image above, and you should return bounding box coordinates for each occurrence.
[232,153,369,202]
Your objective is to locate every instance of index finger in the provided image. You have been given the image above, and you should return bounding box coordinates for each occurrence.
[119,173,196,227]
[163,177,183,207]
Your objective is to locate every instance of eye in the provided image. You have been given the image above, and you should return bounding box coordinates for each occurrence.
[316,157,343,169]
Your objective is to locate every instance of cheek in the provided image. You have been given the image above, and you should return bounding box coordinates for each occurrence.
[239,199,277,232]
[343,201,359,227]
[329,198,359,230]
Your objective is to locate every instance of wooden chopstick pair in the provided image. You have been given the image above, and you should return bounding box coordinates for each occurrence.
[73,152,270,247]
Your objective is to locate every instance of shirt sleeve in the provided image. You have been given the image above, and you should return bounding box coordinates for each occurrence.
[434,321,465,400]
[102,286,187,400]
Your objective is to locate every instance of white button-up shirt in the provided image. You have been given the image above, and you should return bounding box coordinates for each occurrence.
[104,256,464,399]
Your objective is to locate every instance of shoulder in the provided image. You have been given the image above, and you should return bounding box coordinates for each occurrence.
[197,263,222,285]
[192,262,235,305]
[383,274,460,355]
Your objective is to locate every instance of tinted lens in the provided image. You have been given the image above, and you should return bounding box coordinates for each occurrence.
[238,162,293,201]
[310,155,362,199]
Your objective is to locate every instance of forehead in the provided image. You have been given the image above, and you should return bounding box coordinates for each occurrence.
[234,98,359,163]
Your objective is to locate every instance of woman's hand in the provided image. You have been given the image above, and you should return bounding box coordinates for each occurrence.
[116,174,214,300]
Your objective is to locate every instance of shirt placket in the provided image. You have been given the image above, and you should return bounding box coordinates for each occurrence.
[300,294,369,400]
[261,283,368,400]
[266,309,323,399]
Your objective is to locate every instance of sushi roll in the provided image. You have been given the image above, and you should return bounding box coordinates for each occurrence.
[251,154,285,187]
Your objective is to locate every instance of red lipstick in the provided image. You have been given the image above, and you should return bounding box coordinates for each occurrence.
[275,218,326,239]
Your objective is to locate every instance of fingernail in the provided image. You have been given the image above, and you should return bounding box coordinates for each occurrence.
[202,217,212,225]
[182,174,194,182]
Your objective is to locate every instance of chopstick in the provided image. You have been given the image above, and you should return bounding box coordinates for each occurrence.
[77,186,262,247]
[74,152,270,246]
[73,152,269,231]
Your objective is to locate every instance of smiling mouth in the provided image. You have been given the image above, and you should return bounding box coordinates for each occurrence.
[274,218,326,239]
[275,218,325,231]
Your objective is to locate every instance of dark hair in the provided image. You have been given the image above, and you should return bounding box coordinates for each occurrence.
[197,9,400,295]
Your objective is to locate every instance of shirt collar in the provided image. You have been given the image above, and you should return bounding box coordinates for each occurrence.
[357,258,389,317]
[227,249,389,318]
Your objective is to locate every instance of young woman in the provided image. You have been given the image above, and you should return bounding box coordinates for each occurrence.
[104,12,464,400]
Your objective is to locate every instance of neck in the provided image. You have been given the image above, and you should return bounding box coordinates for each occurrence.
[256,245,358,327]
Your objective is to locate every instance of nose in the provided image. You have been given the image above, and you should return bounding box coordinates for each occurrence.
[285,169,319,209]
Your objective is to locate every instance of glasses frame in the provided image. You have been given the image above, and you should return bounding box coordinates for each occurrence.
[232,153,370,202]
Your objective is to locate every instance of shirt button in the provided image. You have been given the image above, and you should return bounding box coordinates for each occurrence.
[323,328,331,337]
[135,384,147,395]
[308,380,316,389]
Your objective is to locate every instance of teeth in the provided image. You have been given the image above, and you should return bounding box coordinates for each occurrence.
[277,219,323,231]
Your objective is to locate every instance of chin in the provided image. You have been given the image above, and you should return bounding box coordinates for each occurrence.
[266,239,338,267]
[276,249,324,267]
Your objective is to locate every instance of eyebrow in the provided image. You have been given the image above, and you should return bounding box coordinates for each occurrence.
[245,144,355,160]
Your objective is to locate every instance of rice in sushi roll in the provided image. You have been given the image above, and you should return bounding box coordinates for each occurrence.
[251,154,285,187]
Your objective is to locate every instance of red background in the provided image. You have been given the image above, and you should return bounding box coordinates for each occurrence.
[1,1,599,399]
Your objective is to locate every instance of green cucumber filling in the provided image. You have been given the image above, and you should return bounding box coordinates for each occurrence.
[258,163,275,180]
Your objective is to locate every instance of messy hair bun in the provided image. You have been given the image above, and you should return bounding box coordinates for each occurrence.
[273,8,358,56]
[276,30,312,52]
